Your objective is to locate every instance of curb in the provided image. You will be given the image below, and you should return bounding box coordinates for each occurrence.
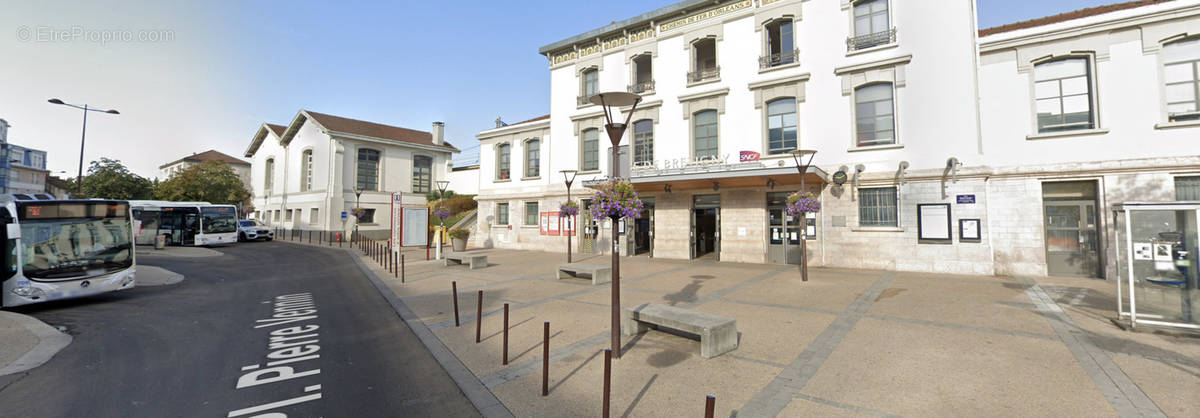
[307,242,514,418]
[0,312,72,376]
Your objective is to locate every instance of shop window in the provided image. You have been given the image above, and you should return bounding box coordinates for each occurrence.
[413,155,432,193]
[301,150,313,191]
[762,19,797,69]
[496,143,511,180]
[525,201,539,226]
[855,83,895,147]
[581,129,600,171]
[524,139,540,178]
[1177,176,1200,200]
[1164,37,1200,122]
[356,148,380,191]
[633,120,654,166]
[767,98,798,155]
[693,110,719,159]
[1034,57,1096,133]
[496,202,509,225]
[859,187,898,227]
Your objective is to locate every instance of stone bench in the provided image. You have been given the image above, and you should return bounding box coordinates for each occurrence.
[622,303,738,359]
[556,263,612,285]
[444,253,487,270]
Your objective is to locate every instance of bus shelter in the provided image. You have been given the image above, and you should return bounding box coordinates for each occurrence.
[1113,202,1199,331]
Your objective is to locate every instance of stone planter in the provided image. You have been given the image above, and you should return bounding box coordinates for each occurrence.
[452,238,467,252]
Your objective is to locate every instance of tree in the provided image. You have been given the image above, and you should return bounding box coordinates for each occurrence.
[78,158,155,200]
[155,160,250,206]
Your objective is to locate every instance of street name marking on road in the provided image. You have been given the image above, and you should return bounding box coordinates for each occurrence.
[228,292,324,418]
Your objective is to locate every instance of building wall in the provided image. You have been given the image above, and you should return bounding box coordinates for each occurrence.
[448,167,480,195]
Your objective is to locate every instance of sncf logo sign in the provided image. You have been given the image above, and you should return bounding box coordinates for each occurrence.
[739,151,760,163]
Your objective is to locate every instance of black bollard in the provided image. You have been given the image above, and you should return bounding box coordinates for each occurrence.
[542,321,550,396]
[452,281,460,327]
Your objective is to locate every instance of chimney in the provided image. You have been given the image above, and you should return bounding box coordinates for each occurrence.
[0,119,9,144]
[431,121,444,146]
[495,117,504,128]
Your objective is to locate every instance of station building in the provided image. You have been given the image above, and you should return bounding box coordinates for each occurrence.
[474,0,1200,280]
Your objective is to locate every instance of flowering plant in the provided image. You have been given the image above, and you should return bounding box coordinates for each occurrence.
[433,205,451,220]
[591,180,643,221]
[350,207,368,219]
[785,191,821,217]
[559,200,579,217]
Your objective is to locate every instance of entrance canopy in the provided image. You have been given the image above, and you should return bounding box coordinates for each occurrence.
[586,164,828,192]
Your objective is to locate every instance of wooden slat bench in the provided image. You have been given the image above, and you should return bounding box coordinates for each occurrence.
[622,303,738,359]
[444,253,487,270]
[556,263,612,285]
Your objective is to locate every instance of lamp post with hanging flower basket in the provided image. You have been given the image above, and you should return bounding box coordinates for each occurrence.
[790,149,819,282]
[560,199,579,262]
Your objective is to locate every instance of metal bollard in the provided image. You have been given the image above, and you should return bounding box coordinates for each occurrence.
[704,395,715,418]
[394,252,399,279]
[401,254,405,283]
[602,349,612,418]
[452,281,460,327]
[475,291,483,343]
[502,303,509,365]
[542,321,550,396]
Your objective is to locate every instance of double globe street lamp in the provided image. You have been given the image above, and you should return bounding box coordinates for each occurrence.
[560,169,577,263]
[47,98,119,194]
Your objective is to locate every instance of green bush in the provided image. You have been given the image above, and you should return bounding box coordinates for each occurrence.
[426,190,457,202]
[441,195,477,214]
[448,227,470,240]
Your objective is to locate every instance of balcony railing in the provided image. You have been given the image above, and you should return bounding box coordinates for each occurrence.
[759,49,800,69]
[577,95,593,107]
[846,28,896,51]
[628,80,655,94]
[687,66,721,83]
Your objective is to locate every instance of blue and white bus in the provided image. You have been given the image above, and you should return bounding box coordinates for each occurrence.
[2,194,137,308]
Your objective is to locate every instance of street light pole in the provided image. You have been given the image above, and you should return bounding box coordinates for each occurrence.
[591,91,641,359]
[354,188,363,243]
[436,180,450,259]
[47,98,119,195]
[561,170,577,263]
[790,149,818,282]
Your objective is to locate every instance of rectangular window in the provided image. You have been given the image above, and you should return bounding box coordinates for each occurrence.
[580,69,599,105]
[859,187,898,227]
[285,209,294,222]
[855,83,895,147]
[631,55,654,93]
[525,140,540,178]
[693,110,719,159]
[497,144,511,180]
[633,120,654,165]
[310,208,319,225]
[691,38,719,82]
[582,129,599,171]
[264,158,275,194]
[496,203,509,225]
[1034,58,1095,133]
[1177,176,1200,201]
[359,209,376,224]
[525,201,539,226]
[301,150,313,191]
[412,155,432,193]
[1164,37,1200,122]
[850,0,892,50]
[763,19,796,69]
[357,149,380,191]
[767,98,798,154]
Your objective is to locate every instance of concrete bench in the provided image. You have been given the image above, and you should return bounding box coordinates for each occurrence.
[444,253,487,270]
[622,303,738,359]
[556,263,612,285]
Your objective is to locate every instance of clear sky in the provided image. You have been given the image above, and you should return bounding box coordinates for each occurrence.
[1,0,1120,179]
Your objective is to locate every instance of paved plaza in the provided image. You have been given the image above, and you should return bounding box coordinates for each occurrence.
[353,246,1198,417]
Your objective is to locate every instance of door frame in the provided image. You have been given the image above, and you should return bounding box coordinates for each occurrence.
[1041,178,1104,278]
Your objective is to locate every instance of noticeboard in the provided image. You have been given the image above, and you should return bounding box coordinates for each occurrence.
[398,206,428,247]
[917,204,952,242]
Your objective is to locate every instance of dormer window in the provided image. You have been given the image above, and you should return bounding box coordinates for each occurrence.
[689,38,719,83]
[629,54,654,94]
[761,19,797,69]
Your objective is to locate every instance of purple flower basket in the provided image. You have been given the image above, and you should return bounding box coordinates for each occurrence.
[591,180,644,222]
[785,192,821,217]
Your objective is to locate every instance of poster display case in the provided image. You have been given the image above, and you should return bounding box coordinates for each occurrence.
[1113,202,1199,331]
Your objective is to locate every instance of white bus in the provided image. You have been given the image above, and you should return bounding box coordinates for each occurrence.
[130,201,239,246]
[2,195,137,308]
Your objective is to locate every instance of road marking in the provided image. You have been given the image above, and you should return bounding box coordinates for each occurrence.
[228,292,324,417]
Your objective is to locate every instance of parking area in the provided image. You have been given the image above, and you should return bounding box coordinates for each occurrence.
[360,248,1198,417]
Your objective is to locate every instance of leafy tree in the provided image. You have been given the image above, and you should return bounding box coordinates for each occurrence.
[155,160,250,206]
[425,189,456,202]
[78,158,154,200]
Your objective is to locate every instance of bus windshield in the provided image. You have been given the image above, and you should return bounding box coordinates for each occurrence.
[201,206,238,234]
[18,202,133,280]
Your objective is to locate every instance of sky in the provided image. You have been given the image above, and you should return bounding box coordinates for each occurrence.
[1,0,1122,179]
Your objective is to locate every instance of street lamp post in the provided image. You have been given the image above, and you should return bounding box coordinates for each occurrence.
[47,98,119,195]
[790,149,818,282]
[590,91,642,359]
[435,180,450,259]
[560,169,578,263]
[354,188,363,243]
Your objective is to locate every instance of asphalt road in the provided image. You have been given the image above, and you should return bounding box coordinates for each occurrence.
[0,242,478,417]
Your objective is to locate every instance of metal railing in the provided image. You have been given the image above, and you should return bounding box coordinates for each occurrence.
[577,95,593,106]
[759,49,799,69]
[687,66,721,83]
[628,80,655,94]
[846,28,896,51]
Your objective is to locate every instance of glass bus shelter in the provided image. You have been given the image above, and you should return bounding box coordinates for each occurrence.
[1113,202,1199,331]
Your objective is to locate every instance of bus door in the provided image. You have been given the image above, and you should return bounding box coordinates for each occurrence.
[183,213,198,246]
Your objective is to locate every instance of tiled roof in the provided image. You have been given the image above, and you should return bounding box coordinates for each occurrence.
[511,114,550,125]
[979,0,1173,37]
[304,110,458,152]
[160,150,250,169]
[265,123,286,137]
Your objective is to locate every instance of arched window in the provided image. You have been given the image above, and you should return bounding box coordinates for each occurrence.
[300,149,313,192]
[356,148,380,191]
[496,144,511,180]
[1164,37,1200,122]
[767,98,798,154]
[581,129,599,171]
[264,158,275,194]
[854,83,895,146]
[412,155,432,193]
[693,110,719,159]
[524,139,540,178]
[633,120,654,165]
[1034,57,1095,133]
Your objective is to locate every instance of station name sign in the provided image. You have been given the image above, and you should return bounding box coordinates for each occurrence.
[632,151,766,177]
[660,0,753,32]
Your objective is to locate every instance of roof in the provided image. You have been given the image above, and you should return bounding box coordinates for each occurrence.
[299,110,459,152]
[979,0,1174,37]
[160,150,250,169]
[265,123,286,137]
[243,122,286,158]
[538,0,713,54]
[510,114,550,126]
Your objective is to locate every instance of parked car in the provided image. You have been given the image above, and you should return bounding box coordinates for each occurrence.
[237,219,274,242]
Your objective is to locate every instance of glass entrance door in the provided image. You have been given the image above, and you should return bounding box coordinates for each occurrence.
[691,194,720,261]
[1043,181,1101,277]
[767,193,803,265]
[580,199,597,254]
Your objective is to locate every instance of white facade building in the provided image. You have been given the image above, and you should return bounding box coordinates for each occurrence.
[245,110,458,240]
[475,0,1200,279]
[158,150,252,192]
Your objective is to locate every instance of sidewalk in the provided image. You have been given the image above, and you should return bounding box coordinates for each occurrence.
[0,311,71,377]
[341,242,1198,417]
